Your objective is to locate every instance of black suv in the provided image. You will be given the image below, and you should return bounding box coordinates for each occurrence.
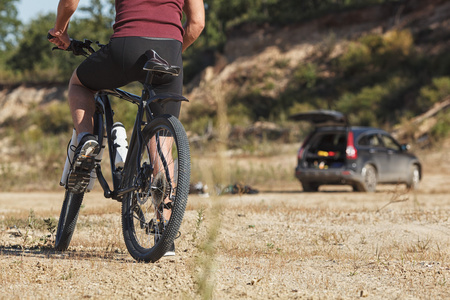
[290,110,422,192]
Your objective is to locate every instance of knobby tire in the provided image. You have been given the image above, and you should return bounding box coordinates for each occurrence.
[121,115,190,262]
[55,190,84,251]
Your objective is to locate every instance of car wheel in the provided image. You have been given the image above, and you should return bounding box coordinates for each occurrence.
[301,182,319,192]
[406,165,420,190]
[357,164,377,193]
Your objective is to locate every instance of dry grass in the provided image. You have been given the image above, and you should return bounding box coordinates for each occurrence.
[0,186,449,299]
[0,138,449,299]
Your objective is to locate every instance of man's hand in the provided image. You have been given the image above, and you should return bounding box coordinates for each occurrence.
[48,28,71,49]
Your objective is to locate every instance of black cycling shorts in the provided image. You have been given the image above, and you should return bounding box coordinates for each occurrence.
[77,37,183,117]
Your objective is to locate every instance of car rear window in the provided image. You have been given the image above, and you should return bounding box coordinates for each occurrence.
[315,133,346,150]
[310,132,346,152]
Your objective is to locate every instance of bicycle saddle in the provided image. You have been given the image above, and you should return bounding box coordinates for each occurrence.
[143,50,181,76]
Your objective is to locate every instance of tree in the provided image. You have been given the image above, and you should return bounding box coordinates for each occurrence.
[6,0,115,82]
[202,0,276,48]
[76,0,114,43]
[0,0,21,51]
[6,12,80,82]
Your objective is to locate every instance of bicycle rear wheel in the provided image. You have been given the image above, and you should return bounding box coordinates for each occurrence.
[121,114,190,262]
[55,190,84,251]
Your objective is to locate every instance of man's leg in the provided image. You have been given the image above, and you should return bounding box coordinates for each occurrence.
[66,69,99,193]
[69,69,96,135]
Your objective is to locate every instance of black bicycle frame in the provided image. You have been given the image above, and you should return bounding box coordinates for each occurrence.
[92,88,143,201]
[91,80,188,201]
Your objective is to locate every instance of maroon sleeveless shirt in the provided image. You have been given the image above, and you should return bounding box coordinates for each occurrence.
[112,0,185,42]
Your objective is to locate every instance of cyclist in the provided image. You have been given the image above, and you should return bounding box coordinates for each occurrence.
[48,0,205,193]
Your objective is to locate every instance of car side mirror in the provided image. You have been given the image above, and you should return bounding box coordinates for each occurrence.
[401,144,410,151]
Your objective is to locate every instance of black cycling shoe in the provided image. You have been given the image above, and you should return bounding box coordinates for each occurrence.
[67,134,99,194]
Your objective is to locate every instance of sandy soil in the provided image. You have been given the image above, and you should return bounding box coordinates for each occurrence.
[0,150,449,299]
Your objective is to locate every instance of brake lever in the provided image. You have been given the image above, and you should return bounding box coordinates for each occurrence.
[83,39,95,54]
[70,41,89,56]
[96,41,106,48]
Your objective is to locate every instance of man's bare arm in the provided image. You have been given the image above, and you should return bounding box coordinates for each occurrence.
[48,0,80,49]
[182,0,205,52]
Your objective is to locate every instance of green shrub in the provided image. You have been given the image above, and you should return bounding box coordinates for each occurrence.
[288,102,316,116]
[336,42,371,75]
[294,62,319,88]
[370,30,414,69]
[336,85,386,126]
[418,76,450,111]
[430,110,450,139]
[183,102,217,135]
[359,34,384,53]
[227,103,251,127]
[30,101,72,134]
[380,30,414,58]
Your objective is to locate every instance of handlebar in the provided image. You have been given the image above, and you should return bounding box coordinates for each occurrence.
[47,33,102,56]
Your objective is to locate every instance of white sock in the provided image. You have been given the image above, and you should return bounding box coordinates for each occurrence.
[77,132,91,144]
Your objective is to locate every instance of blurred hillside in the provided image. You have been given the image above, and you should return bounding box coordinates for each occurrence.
[0,0,449,190]
[182,0,450,148]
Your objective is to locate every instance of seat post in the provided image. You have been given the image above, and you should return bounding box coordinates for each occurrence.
[145,71,154,86]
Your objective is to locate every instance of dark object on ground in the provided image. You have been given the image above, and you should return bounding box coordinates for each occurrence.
[222,183,259,195]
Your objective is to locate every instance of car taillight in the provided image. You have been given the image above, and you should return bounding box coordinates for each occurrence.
[346,131,357,159]
[298,147,305,160]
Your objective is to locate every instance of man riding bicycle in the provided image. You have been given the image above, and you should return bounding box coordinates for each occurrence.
[48,0,205,194]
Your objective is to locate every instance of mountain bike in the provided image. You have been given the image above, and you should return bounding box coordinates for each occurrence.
[49,37,191,262]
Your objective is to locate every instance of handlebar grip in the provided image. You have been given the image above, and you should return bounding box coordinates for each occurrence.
[47,32,56,40]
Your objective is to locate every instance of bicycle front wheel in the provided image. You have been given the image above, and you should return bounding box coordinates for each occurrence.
[55,190,84,251]
[121,115,190,262]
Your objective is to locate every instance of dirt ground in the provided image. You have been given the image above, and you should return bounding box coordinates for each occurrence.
[0,148,449,299]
